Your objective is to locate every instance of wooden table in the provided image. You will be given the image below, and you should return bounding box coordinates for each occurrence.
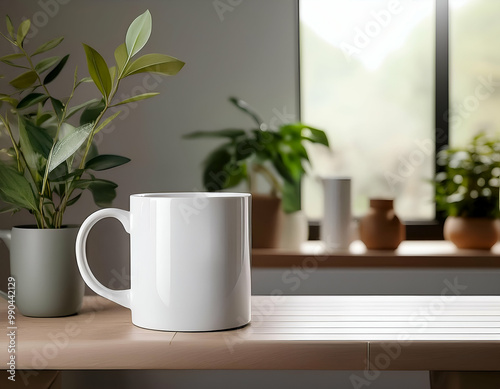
[1,296,499,388]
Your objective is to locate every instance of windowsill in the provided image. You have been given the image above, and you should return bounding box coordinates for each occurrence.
[252,240,500,268]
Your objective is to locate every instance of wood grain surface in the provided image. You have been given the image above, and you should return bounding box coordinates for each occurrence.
[0,295,499,370]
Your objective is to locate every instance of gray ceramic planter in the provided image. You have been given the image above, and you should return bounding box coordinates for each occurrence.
[0,225,84,317]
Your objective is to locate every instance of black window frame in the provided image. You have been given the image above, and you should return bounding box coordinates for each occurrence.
[299,0,450,240]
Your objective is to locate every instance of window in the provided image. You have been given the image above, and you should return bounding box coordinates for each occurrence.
[300,0,436,221]
[450,0,500,146]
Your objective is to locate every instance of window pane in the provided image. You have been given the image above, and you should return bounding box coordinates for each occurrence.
[300,0,435,220]
[450,0,500,146]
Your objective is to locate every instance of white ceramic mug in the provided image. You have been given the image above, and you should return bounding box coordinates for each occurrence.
[75,192,251,332]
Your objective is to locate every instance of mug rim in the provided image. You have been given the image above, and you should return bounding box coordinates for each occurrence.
[131,192,251,198]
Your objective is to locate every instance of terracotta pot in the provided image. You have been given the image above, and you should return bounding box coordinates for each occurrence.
[359,199,405,250]
[444,217,499,250]
[252,194,282,248]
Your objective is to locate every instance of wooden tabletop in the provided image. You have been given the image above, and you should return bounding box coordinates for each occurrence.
[1,296,499,371]
[252,240,500,268]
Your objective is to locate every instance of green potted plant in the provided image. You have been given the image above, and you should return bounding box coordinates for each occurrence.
[184,97,329,248]
[0,11,184,316]
[435,132,500,249]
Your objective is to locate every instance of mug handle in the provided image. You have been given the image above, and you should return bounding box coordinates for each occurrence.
[0,230,11,299]
[75,208,131,309]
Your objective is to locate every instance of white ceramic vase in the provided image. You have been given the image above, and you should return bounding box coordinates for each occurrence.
[279,210,309,250]
[321,177,352,250]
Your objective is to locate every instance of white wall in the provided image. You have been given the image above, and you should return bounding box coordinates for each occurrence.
[0,0,299,289]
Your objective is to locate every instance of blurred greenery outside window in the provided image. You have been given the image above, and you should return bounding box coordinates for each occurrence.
[300,0,500,224]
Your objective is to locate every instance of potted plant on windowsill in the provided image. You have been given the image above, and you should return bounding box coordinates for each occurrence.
[184,97,330,249]
[0,11,184,316]
[434,132,500,250]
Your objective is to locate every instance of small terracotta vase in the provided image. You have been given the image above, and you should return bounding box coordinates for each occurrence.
[444,217,499,250]
[359,199,405,250]
[252,194,282,248]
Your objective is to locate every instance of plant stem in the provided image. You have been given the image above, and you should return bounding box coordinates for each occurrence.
[0,114,22,172]
[37,69,80,228]
[56,50,134,227]
[252,163,281,197]
[246,166,253,193]
[17,45,59,228]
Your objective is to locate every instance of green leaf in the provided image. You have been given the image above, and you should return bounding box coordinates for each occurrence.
[285,140,309,162]
[73,178,118,207]
[80,99,105,125]
[109,66,117,84]
[50,168,86,184]
[9,70,38,89]
[66,98,100,119]
[32,37,64,56]
[279,124,305,140]
[0,53,24,61]
[94,111,121,133]
[0,205,20,214]
[36,113,52,126]
[89,180,118,207]
[224,162,247,188]
[113,92,159,106]
[203,149,232,191]
[16,93,48,109]
[48,123,93,172]
[271,153,295,184]
[50,98,64,121]
[57,123,80,172]
[43,54,69,84]
[0,58,29,69]
[85,154,130,171]
[125,10,152,58]
[0,94,18,106]
[184,129,246,139]
[282,180,302,213]
[35,56,60,73]
[114,43,128,75]
[20,117,53,159]
[65,193,82,207]
[6,16,14,39]
[18,116,40,173]
[278,149,304,181]
[78,76,93,83]
[302,126,330,147]
[48,161,69,181]
[82,44,112,98]
[16,19,31,47]
[123,53,185,77]
[0,162,38,211]
[235,139,256,161]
